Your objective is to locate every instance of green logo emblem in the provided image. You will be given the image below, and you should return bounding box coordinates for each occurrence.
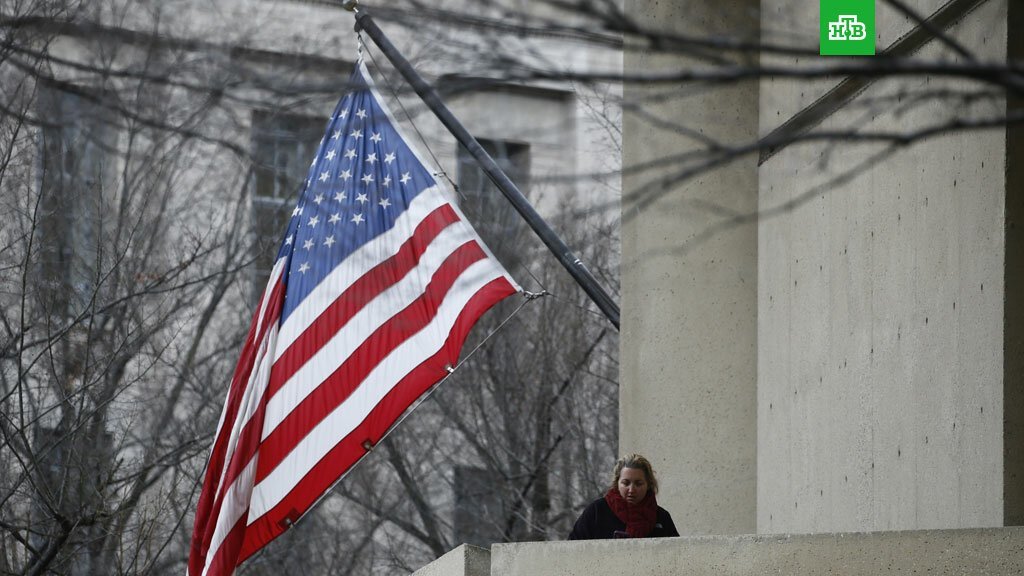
[820,0,875,56]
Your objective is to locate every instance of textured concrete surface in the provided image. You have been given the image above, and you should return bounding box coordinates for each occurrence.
[490,527,1024,576]
[412,544,490,576]
[757,0,1007,533]
[760,1,978,137]
[621,0,759,535]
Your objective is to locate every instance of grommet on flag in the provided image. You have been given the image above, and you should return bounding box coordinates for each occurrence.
[277,509,300,530]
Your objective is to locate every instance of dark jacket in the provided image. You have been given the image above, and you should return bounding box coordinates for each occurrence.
[567,497,679,540]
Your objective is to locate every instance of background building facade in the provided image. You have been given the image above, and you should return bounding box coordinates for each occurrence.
[0,1,621,573]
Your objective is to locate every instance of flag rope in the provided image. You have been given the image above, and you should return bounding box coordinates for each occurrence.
[545,290,612,321]
[363,34,458,195]
[361,36,552,295]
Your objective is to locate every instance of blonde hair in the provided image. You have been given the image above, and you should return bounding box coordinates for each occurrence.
[610,453,659,494]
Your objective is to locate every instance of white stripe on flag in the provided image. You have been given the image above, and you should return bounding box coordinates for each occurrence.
[202,314,280,576]
[273,188,449,359]
[201,458,257,576]
[206,260,286,456]
[248,257,506,520]
[261,222,475,437]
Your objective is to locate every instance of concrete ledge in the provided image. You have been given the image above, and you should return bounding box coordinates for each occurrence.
[489,528,1024,576]
[412,544,490,576]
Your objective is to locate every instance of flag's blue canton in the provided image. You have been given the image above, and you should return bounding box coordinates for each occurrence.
[275,67,437,321]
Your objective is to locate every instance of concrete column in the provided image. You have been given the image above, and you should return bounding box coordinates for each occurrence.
[620,0,760,535]
[757,0,1008,532]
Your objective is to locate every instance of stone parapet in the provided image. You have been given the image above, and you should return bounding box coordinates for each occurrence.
[415,528,1024,575]
[412,544,491,576]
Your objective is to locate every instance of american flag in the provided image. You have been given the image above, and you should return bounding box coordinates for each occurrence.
[188,63,520,576]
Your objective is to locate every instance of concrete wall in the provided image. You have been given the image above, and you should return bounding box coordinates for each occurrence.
[489,527,1024,576]
[438,87,576,207]
[620,0,760,535]
[414,528,1024,576]
[412,544,490,576]
[758,0,1008,533]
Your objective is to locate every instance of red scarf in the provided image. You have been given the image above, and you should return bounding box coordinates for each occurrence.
[604,487,658,538]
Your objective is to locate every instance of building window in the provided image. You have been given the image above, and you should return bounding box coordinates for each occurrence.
[456,139,530,269]
[251,111,324,291]
[453,465,507,546]
[37,87,117,317]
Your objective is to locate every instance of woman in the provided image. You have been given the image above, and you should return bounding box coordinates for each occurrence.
[568,453,679,540]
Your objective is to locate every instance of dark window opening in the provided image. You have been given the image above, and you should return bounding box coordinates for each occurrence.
[37,87,118,319]
[251,111,324,293]
[456,139,530,271]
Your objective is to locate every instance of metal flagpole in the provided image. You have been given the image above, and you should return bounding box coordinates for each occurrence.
[342,1,621,330]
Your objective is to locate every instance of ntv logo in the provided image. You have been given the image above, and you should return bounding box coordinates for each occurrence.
[820,0,875,55]
[828,15,867,41]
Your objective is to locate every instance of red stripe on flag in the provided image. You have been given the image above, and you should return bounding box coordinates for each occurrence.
[266,204,459,400]
[189,274,286,576]
[255,240,487,483]
[194,210,467,576]
[203,513,248,576]
[236,277,517,562]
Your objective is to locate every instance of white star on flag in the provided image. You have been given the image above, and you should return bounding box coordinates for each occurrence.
[188,62,519,576]
[366,152,377,164]
[325,149,336,160]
